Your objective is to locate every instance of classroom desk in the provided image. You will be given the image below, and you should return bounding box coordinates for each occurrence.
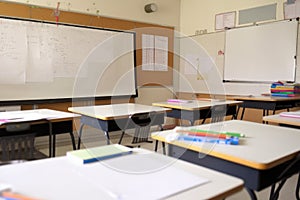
[0,109,78,157]
[152,100,242,125]
[0,148,243,200]
[231,96,300,120]
[68,103,170,148]
[151,120,300,200]
[263,111,300,127]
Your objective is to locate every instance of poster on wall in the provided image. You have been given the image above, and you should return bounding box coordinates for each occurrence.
[284,0,300,19]
[142,34,168,71]
[215,11,236,30]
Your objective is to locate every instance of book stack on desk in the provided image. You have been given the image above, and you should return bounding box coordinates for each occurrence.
[270,82,300,97]
[66,144,133,164]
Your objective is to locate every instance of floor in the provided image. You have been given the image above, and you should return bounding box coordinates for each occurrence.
[34,126,299,200]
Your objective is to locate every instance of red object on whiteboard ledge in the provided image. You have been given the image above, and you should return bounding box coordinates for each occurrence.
[218,50,224,55]
[54,2,60,26]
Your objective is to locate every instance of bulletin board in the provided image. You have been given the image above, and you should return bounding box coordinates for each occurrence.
[0,1,174,105]
[135,25,174,87]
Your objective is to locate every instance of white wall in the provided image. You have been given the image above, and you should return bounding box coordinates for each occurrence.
[180,0,285,36]
[3,0,180,28]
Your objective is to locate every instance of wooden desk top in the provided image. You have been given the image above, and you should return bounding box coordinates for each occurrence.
[152,100,242,111]
[68,103,170,120]
[0,148,243,200]
[0,109,78,125]
[263,112,300,127]
[230,95,300,102]
[152,120,300,170]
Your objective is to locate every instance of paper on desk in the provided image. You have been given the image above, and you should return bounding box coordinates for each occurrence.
[280,111,300,119]
[89,150,210,200]
[0,112,47,125]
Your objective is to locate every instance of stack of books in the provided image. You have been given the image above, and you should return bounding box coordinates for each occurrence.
[66,144,133,164]
[270,81,300,97]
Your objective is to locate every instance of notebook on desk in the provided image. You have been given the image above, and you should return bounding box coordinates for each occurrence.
[66,144,133,164]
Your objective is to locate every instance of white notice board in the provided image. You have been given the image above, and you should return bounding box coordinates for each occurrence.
[0,17,136,103]
[224,20,298,83]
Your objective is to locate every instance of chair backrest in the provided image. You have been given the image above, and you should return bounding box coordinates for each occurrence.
[0,133,36,161]
[0,122,36,162]
[130,112,152,127]
[210,104,227,123]
[125,112,157,144]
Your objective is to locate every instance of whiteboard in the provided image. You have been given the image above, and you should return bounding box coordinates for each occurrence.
[224,20,298,83]
[0,17,136,103]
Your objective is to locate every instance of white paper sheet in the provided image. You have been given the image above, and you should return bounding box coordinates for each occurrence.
[142,34,155,71]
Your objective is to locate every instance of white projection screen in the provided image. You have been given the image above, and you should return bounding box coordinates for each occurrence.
[224,20,298,83]
[0,17,137,104]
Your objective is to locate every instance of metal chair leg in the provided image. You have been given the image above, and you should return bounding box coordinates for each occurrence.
[118,131,126,144]
[245,187,257,200]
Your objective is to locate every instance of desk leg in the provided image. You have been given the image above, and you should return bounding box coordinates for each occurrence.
[189,120,195,126]
[154,140,159,152]
[104,131,110,145]
[159,124,166,155]
[118,131,125,144]
[154,125,166,155]
[235,106,241,120]
[232,106,238,120]
[69,132,76,150]
[245,187,257,200]
[295,172,300,200]
[269,179,287,200]
[77,123,85,149]
[53,133,56,157]
[162,142,166,155]
[48,122,53,158]
[240,107,246,120]
[154,140,166,155]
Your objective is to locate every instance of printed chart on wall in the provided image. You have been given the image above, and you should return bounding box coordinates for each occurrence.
[0,17,136,102]
[142,34,168,71]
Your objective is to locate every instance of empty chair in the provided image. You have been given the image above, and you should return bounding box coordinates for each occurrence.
[0,120,47,164]
[0,133,36,162]
[119,112,156,145]
[202,104,227,124]
[210,104,227,123]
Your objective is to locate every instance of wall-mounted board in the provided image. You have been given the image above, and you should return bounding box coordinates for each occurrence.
[0,17,136,103]
[224,19,298,83]
[179,19,300,96]
[0,1,174,105]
